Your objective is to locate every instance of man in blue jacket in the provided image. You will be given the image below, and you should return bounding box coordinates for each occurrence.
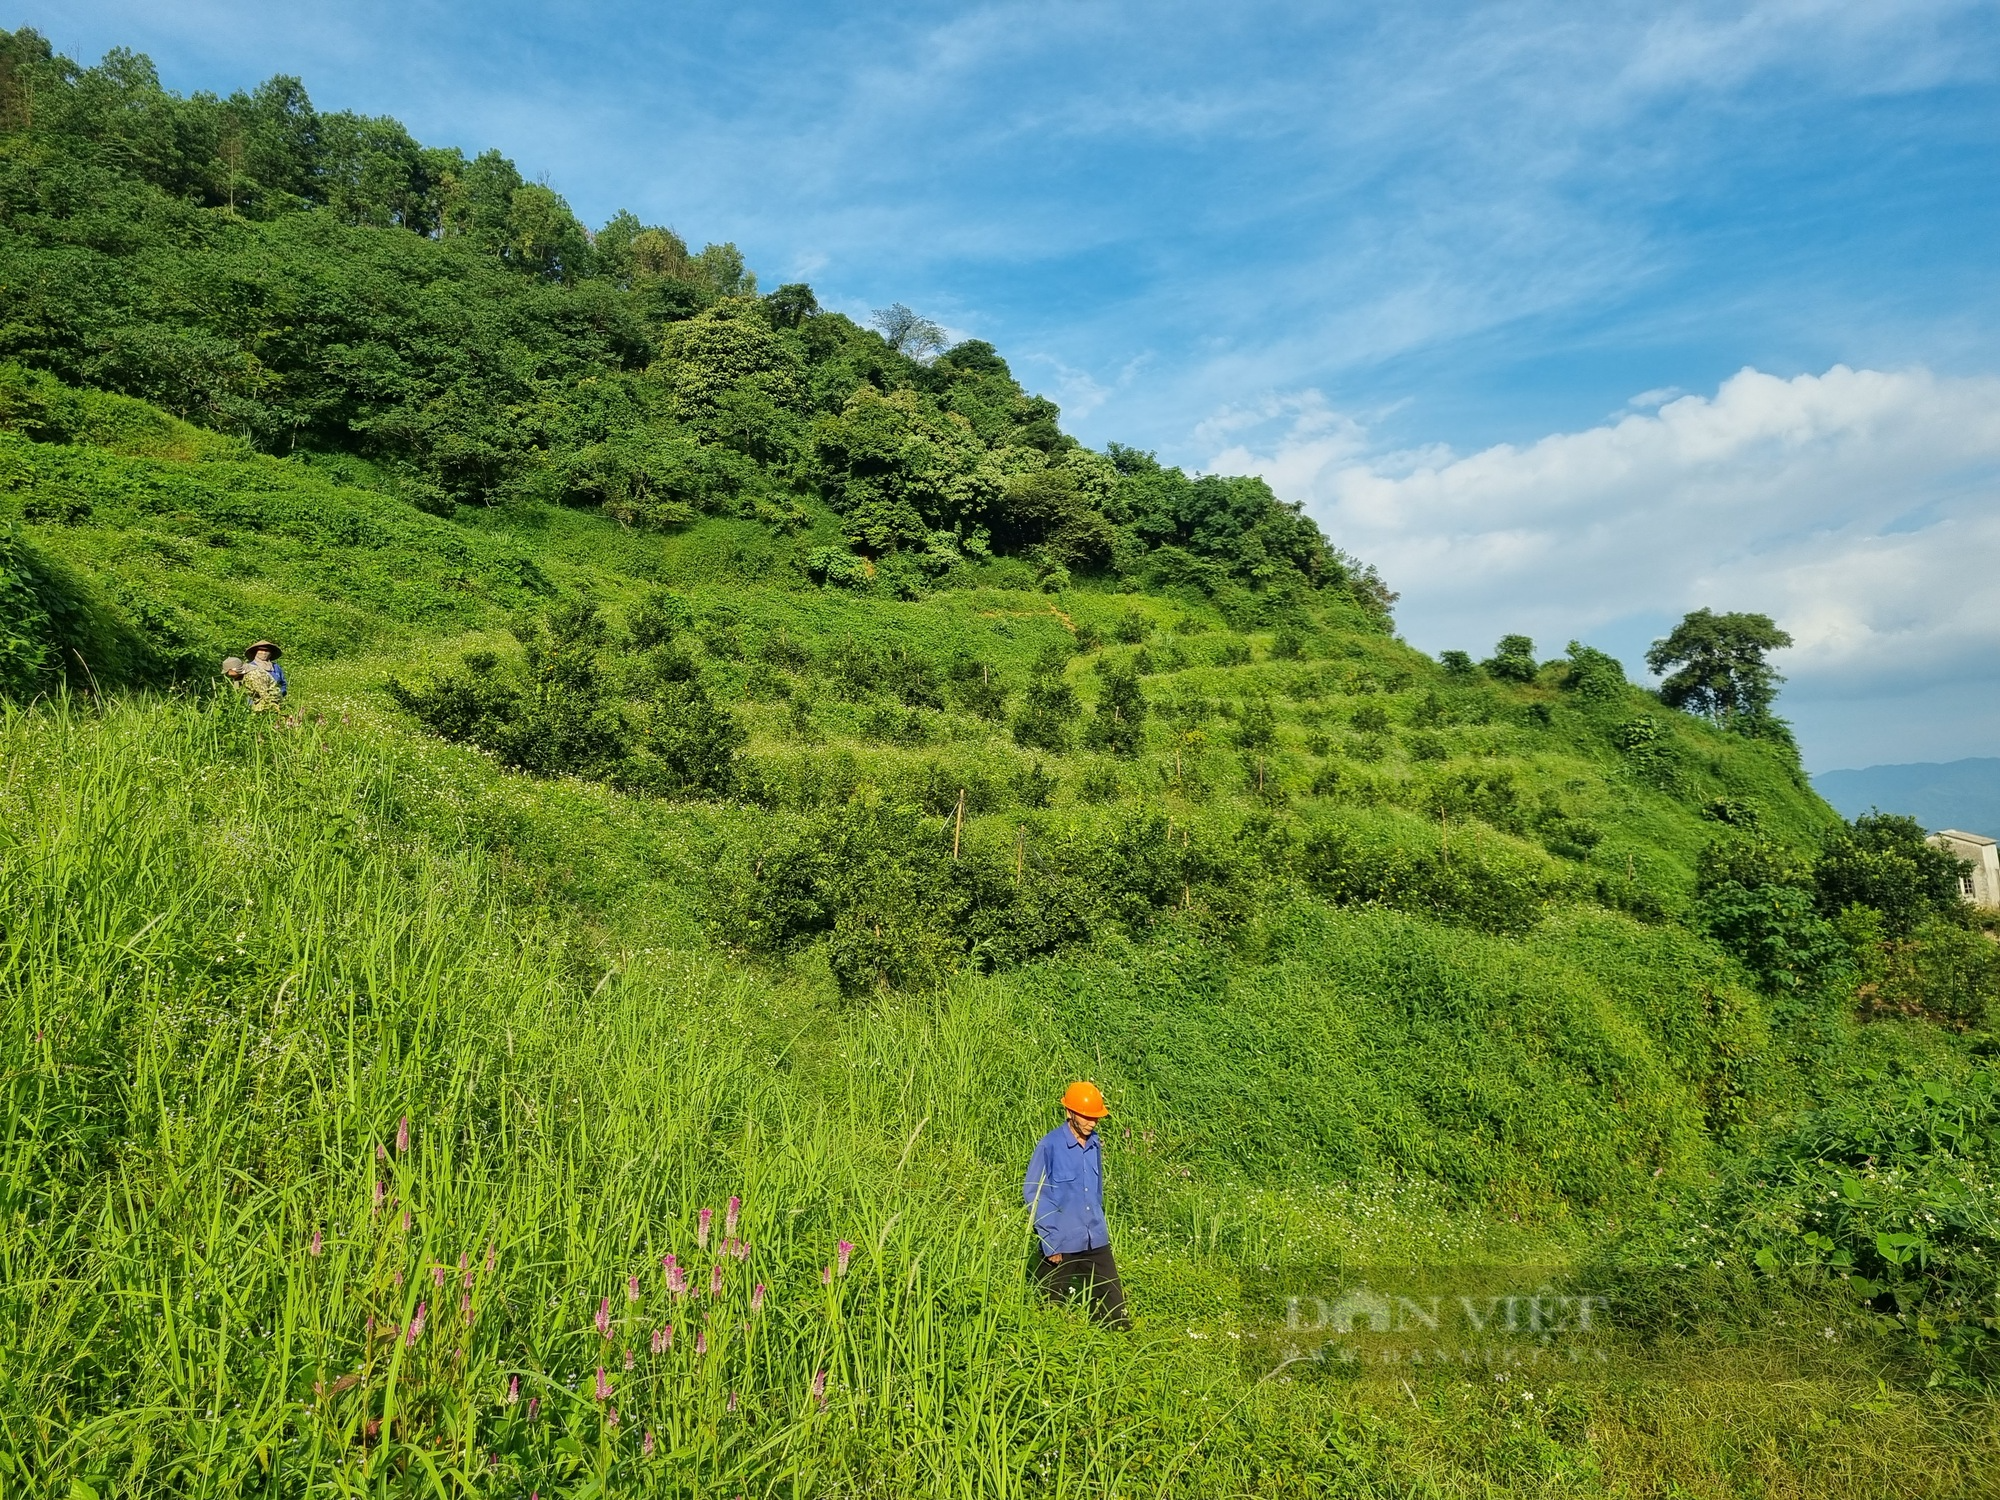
[1023,1080,1129,1328]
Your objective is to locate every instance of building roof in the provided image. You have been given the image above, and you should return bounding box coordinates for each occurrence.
[1934,829,1997,847]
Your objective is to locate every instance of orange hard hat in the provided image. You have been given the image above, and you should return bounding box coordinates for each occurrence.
[1061,1080,1109,1118]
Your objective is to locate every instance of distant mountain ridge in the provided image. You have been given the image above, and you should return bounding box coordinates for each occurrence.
[1813,757,2000,839]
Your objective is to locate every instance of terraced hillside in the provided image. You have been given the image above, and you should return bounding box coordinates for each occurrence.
[3,26,1997,1497]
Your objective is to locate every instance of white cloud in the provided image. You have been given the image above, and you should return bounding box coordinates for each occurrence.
[1208,365,2000,769]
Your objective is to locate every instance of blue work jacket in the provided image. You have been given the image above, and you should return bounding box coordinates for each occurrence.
[1022,1123,1109,1256]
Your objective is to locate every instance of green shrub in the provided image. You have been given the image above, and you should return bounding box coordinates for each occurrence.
[627,588,692,649]
[1423,767,1526,834]
[1563,640,1627,701]
[1350,702,1388,734]
[861,705,930,745]
[1679,1069,2000,1387]
[1212,636,1252,667]
[1693,833,1847,1006]
[1348,732,1388,763]
[1844,907,2000,1030]
[1482,633,1538,682]
[623,677,747,797]
[883,644,944,708]
[1011,668,1078,752]
[1084,665,1147,756]
[1077,761,1123,803]
[757,628,813,671]
[957,672,1008,720]
[388,599,746,797]
[1232,696,1276,751]
[803,545,872,587]
[1300,813,1556,936]
[709,803,1265,994]
[1614,714,1681,789]
[1816,813,1966,936]
[1010,759,1057,808]
[1533,791,1605,860]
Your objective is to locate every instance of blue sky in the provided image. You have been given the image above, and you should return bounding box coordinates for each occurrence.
[23,0,2000,771]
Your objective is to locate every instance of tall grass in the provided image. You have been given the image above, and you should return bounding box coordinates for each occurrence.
[4,697,1997,1497]
[0,698,1062,1492]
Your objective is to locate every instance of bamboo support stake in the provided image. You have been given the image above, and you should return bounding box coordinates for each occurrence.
[952,788,965,859]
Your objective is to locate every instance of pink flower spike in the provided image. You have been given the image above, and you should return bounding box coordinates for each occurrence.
[642,1430,655,1458]
[837,1241,854,1276]
[726,1196,741,1236]
[695,1329,707,1356]
[733,1238,751,1262]
[308,1228,322,1257]
[623,1348,634,1370]
[376,1142,387,1161]
[373,1181,385,1211]
[527,1395,540,1422]
[651,1326,667,1355]
[751,1283,766,1312]
[727,1389,739,1413]
[432,1264,447,1287]
[507,1374,520,1405]
[400,1209,411,1233]
[459,1293,471,1320]
[821,1266,831,1286]
[484,1244,497,1273]
[668,1264,687,1296]
[595,1297,611,1338]
[396,1116,409,1153]
[627,1274,640,1301]
[595,1366,612,1401]
[406,1301,427,1346]
[812,1369,827,1407]
[710,1264,724,1297]
[698,1207,712,1249]
[661,1253,675,1275]
[607,1406,619,1429]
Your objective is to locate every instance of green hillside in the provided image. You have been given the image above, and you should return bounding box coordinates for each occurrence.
[3,27,1998,1499]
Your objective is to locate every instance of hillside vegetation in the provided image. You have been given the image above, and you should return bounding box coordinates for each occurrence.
[3,27,1998,1499]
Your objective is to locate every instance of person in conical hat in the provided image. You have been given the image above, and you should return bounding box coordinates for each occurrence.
[245,640,288,700]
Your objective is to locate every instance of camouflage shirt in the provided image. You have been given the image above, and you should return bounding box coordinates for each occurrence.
[238,662,283,712]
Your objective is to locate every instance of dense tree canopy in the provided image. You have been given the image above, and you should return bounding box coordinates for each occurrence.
[0,26,1392,621]
[1647,608,1793,727]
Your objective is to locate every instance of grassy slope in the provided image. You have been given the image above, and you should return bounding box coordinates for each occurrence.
[4,412,1995,1495]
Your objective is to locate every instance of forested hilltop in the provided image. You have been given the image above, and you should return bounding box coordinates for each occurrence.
[3,26,1999,1499]
[0,26,1387,626]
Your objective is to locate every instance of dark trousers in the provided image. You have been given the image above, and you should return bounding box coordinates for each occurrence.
[1032,1244,1130,1329]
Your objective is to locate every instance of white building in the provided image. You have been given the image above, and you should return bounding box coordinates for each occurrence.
[1928,829,2000,908]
